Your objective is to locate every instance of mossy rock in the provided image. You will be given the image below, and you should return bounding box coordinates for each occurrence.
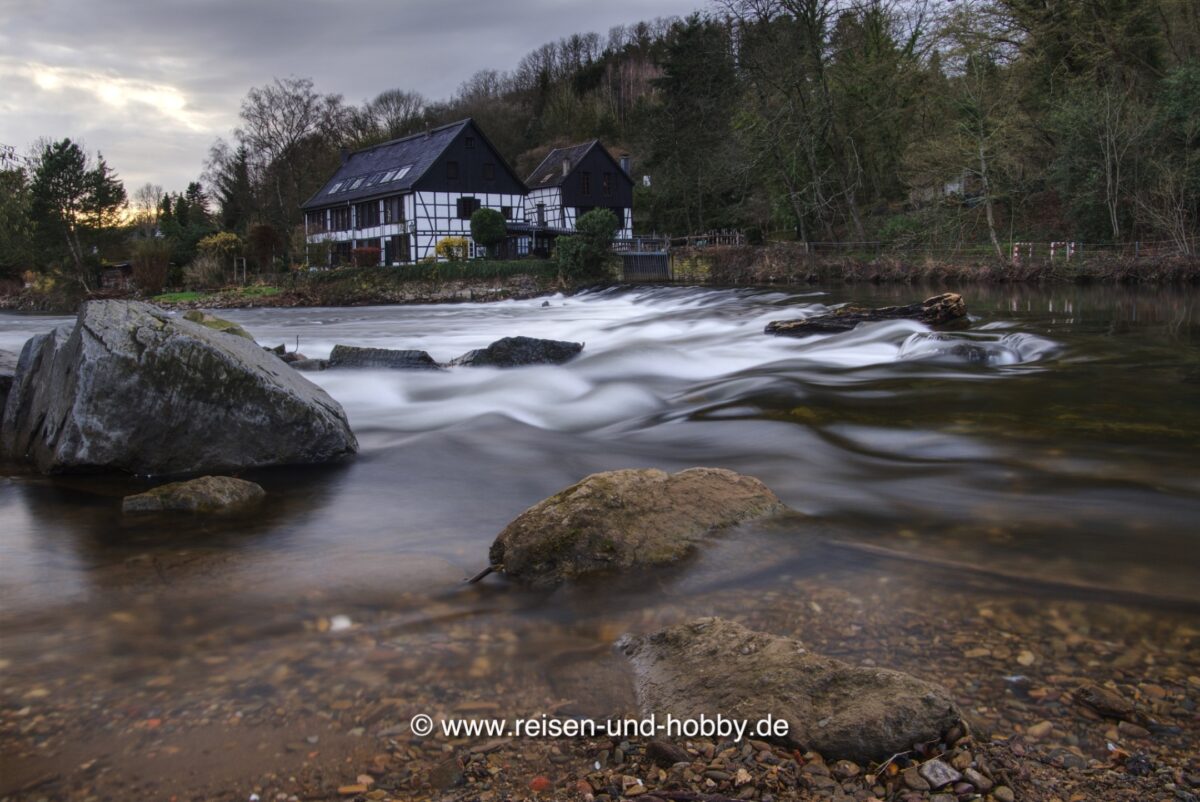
[122,475,265,514]
[182,310,255,341]
[489,468,788,587]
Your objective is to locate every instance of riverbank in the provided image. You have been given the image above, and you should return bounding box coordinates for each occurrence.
[2,553,1195,802]
[0,261,566,313]
[673,244,1200,286]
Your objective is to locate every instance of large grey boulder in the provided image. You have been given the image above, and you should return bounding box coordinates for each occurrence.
[0,300,358,475]
[449,336,583,367]
[328,344,441,370]
[619,618,964,763]
[122,475,265,514]
[488,468,787,586]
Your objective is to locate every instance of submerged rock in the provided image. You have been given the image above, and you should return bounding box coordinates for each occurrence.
[328,344,441,370]
[488,468,787,586]
[765,292,968,336]
[122,475,265,514]
[449,336,583,367]
[182,309,255,340]
[619,617,964,763]
[0,300,358,475]
[291,358,329,372]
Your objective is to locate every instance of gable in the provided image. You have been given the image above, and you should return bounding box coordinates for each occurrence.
[412,120,526,196]
[557,142,634,209]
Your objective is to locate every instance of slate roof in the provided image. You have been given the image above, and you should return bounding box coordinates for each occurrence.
[525,141,601,189]
[301,120,469,210]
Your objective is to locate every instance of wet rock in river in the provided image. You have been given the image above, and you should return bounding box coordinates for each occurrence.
[0,300,358,475]
[488,468,787,586]
[182,309,255,340]
[122,475,265,514]
[291,358,329,372]
[765,292,968,336]
[1073,683,1135,721]
[0,348,16,414]
[327,344,441,370]
[449,336,583,367]
[618,617,964,763]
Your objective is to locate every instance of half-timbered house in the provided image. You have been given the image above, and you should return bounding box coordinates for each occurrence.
[524,141,634,238]
[301,119,527,265]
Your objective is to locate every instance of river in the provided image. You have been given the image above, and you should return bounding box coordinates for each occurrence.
[1,284,1197,799]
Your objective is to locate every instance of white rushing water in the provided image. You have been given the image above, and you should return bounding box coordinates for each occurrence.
[214,286,1059,433]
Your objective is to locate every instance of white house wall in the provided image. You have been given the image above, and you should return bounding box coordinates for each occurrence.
[307,190,524,263]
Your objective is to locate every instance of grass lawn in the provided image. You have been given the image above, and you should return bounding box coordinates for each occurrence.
[152,286,282,303]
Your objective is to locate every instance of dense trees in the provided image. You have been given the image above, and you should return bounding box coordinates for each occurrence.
[4,0,1196,289]
[28,138,127,289]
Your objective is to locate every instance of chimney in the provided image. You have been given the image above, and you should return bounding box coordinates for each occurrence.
[339,147,349,165]
[619,154,631,175]
[562,158,571,178]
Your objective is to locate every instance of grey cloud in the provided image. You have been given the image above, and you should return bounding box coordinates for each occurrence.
[0,0,702,192]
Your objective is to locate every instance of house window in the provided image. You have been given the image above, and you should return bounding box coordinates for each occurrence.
[465,136,476,149]
[393,165,412,181]
[580,172,591,195]
[603,173,612,196]
[482,163,495,180]
[383,196,404,224]
[446,161,459,180]
[349,177,364,190]
[355,201,379,229]
[501,206,513,220]
[456,196,481,219]
[328,181,344,195]
[330,207,351,231]
[305,210,327,233]
[385,234,411,264]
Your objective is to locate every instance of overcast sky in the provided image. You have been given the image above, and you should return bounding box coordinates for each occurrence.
[0,0,703,194]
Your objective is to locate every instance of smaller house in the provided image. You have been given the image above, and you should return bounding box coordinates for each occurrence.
[524,141,634,238]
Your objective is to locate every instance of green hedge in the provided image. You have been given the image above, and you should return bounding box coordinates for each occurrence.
[299,259,558,286]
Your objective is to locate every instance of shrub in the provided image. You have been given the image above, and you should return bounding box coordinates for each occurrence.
[351,247,381,267]
[435,236,469,261]
[197,231,242,265]
[556,208,619,280]
[130,238,172,295]
[470,208,507,257]
[183,253,227,289]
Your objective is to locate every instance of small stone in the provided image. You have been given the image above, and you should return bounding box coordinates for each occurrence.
[917,759,962,789]
[1017,650,1036,666]
[646,740,691,767]
[1117,721,1150,740]
[529,776,554,793]
[734,768,752,786]
[1026,720,1053,740]
[337,786,368,796]
[831,760,860,780]
[1073,684,1135,720]
[902,767,930,791]
[993,786,1015,802]
[964,648,991,659]
[964,768,993,792]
